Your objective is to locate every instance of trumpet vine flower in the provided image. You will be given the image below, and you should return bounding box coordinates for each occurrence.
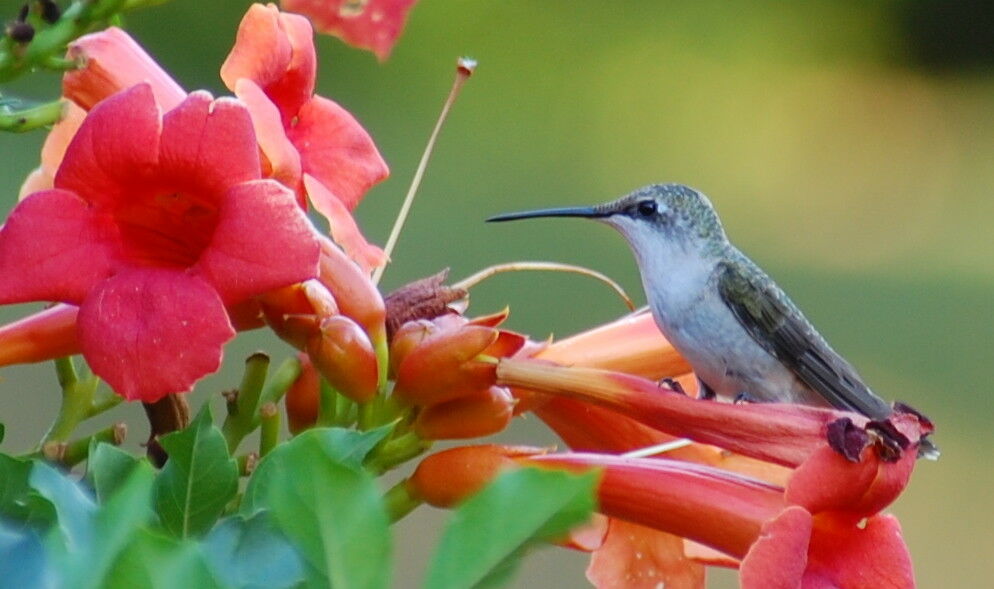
[0,84,320,401]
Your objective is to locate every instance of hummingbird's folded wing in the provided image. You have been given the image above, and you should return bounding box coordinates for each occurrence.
[715,259,892,420]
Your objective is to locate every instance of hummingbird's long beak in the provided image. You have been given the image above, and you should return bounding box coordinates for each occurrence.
[486,206,605,223]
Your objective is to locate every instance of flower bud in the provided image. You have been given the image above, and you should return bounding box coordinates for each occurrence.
[407,445,548,508]
[259,280,338,349]
[388,319,436,378]
[285,352,320,433]
[317,236,386,344]
[414,386,515,440]
[393,325,498,406]
[306,315,378,403]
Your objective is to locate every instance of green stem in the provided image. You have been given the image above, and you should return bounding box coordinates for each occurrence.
[61,423,126,467]
[0,0,173,83]
[0,98,66,133]
[383,479,423,523]
[258,356,301,407]
[258,403,279,457]
[365,431,431,474]
[42,357,94,445]
[222,353,270,453]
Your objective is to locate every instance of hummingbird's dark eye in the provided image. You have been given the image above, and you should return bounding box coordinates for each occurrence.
[636,200,657,218]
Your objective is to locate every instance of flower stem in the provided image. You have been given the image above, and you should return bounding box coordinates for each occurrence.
[0,98,65,132]
[258,402,279,457]
[222,353,271,453]
[42,357,96,445]
[365,431,431,474]
[454,261,635,311]
[57,423,127,467]
[372,57,477,286]
[382,479,423,522]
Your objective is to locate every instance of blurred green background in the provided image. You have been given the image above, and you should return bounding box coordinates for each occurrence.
[2,0,992,586]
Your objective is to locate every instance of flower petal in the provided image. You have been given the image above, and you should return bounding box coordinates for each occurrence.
[785,443,916,517]
[158,92,261,199]
[220,3,315,118]
[739,506,812,589]
[282,0,419,61]
[303,175,387,273]
[538,312,691,380]
[803,513,914,589]
[586,518,705,589]
[196,179,319,305]
[64,27,186,111]
[233,78,303,200]
[0,189,115,304]
[292,96,389,211]
[77,269,235,401]
[53,84,161,208]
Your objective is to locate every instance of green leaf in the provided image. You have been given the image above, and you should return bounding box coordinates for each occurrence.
[153,405,238,538]
[0,454,47,528]
[425,467,598,589]
[86,440,143,503]
[242,428,392,588]
[241,425,390,513]
[103,528,220,589]
[202,511,306,589]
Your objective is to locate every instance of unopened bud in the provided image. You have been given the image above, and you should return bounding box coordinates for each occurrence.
[306,315,378,403]
[414,386,515,440]
[285,353,320,433]
[408,445,547,508]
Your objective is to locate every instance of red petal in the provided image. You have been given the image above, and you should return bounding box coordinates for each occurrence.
[282,0,419,61]
[587,518,705,589]
[0,189,114,304]
[785,443,916,517]
[54,84,160,208]
[292,96,389,211]
[221,3,315,119]
[233,79,303,200]
[803,513,914,589]
[158,92,261,199]
[77,269,234,401]
[196,180,319,305]
[739,506,812,589]
[64,27,185,112]
[304,175,386,273]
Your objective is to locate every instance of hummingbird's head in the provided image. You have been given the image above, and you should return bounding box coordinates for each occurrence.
[488,183,728,258]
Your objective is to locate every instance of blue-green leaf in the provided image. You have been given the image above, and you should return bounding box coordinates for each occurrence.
[0,524,49,588]
[153,405,238,538]
[425,467,597,589]
[29,461,96,552]
[202,511,306,589]
[102,528,220,589]
[86,441,144,504]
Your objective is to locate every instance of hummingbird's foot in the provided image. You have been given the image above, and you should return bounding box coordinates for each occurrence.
[659,377,686,395]
[733,392,757,404]
[697,379,716,401]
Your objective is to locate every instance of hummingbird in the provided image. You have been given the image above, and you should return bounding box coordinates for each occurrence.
[489,183,935,457]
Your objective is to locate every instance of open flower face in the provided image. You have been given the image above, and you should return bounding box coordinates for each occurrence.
[0,84,320,401]
[221,3,389,271]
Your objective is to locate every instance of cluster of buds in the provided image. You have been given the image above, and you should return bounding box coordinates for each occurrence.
[390,307,525,440]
